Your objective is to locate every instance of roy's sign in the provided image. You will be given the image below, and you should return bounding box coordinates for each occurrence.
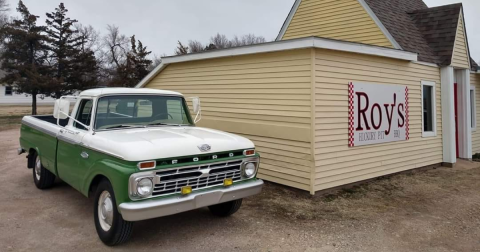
[348,82,409,147]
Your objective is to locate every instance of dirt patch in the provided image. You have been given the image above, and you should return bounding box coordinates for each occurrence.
[1,127,480,251]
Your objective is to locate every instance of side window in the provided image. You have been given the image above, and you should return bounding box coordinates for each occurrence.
[421,81,436,137]
[74,99,93,130]
[471,86,476,131]
[4,86,12,96]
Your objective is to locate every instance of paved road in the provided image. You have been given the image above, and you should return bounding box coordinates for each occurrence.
[1,128,480,252]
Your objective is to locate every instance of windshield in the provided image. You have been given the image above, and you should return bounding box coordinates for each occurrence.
[94,95,193,130]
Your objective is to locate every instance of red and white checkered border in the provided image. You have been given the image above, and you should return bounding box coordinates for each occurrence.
[405,87,409,140]
[348,82,355,147]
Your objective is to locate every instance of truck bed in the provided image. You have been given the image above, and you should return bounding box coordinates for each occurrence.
[31,115,69,127]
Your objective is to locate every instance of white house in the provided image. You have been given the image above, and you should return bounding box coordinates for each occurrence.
[0,85,56,105]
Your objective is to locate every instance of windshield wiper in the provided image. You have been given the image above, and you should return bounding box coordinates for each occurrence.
[147,122,190,127]
[104,125,145,130]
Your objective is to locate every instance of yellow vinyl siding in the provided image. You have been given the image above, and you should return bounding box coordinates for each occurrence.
[144,49,314,191]
[472,73,480,154]
[451,12,470,69]
[313,49,442,191]
[282,0,394,48]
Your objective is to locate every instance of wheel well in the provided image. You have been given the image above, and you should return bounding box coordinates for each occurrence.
[27,149,36,169]
[89,175,109,198]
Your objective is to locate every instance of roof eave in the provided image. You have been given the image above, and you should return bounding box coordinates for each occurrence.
[135,37,418,88]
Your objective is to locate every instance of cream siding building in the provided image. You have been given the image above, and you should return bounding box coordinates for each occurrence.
[137,0,479,194]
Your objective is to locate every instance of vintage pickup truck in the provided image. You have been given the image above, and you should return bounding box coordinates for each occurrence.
[18,88,263,245]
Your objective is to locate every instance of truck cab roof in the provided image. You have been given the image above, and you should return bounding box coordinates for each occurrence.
[79,88,183,98]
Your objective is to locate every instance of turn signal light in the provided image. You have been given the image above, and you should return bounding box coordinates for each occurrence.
[181,186,192,195]
[243,149,255,156]
[137,161,156,170]
[224,178,233,187]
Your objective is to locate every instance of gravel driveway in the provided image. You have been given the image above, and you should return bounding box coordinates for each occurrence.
[1,127,480,252]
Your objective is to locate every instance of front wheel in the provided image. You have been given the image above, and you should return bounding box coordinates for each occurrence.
[208,199,243,217]
[94,179,133,246]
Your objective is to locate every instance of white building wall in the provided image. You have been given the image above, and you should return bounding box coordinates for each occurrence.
[0,86,55,105]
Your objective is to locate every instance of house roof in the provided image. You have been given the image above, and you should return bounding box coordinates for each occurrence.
[277,0,476,70]
[136,36,418,88]
[363,0,438,64]
[408,3,463,66]
[364,0,476,69]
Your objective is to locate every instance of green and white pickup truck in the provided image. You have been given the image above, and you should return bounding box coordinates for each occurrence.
[18,88,263,246]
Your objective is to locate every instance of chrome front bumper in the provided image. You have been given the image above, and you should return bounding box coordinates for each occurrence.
[118,179,264,221]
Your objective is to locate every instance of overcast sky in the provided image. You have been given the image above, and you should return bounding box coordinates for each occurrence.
[8,0,480,62]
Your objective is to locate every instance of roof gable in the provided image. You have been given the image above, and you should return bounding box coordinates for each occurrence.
[276,0,400,49]
[451,11,471,69]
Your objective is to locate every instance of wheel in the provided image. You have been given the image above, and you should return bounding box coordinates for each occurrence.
[208,199,243,217]
[32,153,56,189]
[94,179,133,246]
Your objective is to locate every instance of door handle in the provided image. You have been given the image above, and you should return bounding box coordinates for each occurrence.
[80,151,89,159]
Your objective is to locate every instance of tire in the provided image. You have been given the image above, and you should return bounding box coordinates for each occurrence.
[208,199,243,217]
[94,179,133,246]
[32,153,56,189]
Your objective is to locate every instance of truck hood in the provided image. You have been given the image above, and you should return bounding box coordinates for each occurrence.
[82,126,254,161]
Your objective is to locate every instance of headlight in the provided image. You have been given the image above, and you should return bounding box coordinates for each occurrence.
[136,178,153,197]
[242,162,257,178]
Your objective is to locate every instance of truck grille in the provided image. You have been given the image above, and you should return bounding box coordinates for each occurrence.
[152,160,243,196]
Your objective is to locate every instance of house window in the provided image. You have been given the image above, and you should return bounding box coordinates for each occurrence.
[421,81,436,137]
[4,86,12,96]
[471,86,476,131]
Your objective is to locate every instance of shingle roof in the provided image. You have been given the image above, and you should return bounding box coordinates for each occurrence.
[408,4,462,66]
[363,0,438,63]
[365,0,476,69]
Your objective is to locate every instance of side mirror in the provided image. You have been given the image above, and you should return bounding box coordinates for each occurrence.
[190,97,201,123]
[53,99,70,119]
[192,97,201,114]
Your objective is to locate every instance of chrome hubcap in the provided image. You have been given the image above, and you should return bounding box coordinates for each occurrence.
[35,157,41,181]
[98,191,113,231]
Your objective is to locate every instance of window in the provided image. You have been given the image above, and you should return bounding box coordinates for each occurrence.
[4,86,12,96]
[95,95,192,130]
[74,99,93,130]
[421,81,436,137]
[471,86,476,131]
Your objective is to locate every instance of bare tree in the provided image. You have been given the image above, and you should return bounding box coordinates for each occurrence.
[174,41,188,55]
[0,0,9,27]
[210,33,230,49]
[74,23,100,54]
[188,40,203,53]
[175,33,267,55]
[103,24,129,69]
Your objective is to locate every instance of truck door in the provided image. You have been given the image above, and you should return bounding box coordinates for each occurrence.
[57,99,93,191]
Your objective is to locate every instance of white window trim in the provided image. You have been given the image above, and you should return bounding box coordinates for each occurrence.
[471,86,476,132]
[421,81,437,138]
